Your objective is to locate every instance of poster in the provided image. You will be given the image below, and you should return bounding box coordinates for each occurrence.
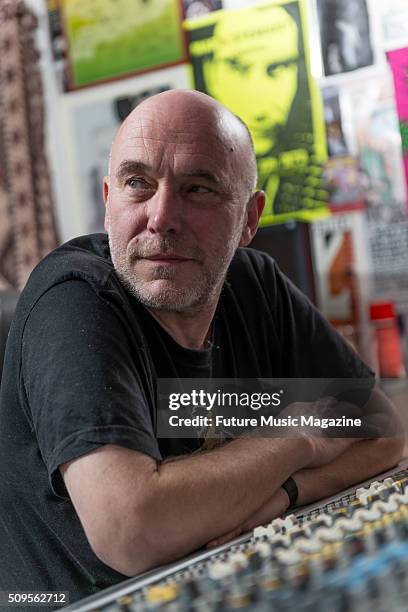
[323,157,365,213]
[377,0,408,50]
[185,0,328,226]
[322,86,348,157]
[61,66,190,234]
[46,0,70,91]
[311,212,371,326]
[311,212,373,364]
[341,72,407,223]
[368,220,408,312]
[60,0,186,89]
[387,47,408,210]
[47,0,64,62]
[182,0,222,19]
[317,0,374,77]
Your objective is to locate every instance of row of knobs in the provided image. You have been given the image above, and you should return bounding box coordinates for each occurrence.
[97,471,408,612]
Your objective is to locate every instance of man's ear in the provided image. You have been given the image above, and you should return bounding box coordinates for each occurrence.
[239,190,266,247]
[103,176,110,232]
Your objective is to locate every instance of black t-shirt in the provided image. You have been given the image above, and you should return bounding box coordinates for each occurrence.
[0,234,373,607]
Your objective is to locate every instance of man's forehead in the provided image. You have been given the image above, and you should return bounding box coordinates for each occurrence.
[111,110,237,168]
[120,110,229,144]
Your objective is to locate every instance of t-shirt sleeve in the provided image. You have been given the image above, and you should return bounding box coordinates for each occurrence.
[249,250,374,379]
[21,280,162,499]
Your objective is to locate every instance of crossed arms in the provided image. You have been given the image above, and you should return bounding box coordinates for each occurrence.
[60,386,404,577]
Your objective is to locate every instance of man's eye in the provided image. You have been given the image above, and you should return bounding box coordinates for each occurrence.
[126,177,150,189]
[189,185,212,193]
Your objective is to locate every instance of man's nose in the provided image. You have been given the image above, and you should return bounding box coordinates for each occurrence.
[146,184,183,235]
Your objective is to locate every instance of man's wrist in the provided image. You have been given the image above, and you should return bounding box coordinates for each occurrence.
[276,486,291,515]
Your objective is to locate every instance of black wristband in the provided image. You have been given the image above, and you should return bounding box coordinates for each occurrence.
[281,476,298,509]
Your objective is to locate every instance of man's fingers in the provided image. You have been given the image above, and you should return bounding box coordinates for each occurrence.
[206,527,243,549]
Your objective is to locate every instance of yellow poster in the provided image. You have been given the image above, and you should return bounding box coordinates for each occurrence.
[185,0,328,225]
[60,0,185,89]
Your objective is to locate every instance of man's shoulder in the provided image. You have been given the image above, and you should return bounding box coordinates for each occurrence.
[228,247,278,283]
[28,233,113,290]
[224,247,282,311]
[39,232,111,274]
[17,233,119,319]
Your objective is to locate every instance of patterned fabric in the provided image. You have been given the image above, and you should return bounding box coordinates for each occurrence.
[0,0,58,290]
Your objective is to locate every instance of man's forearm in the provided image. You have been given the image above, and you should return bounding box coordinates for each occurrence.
[123,436,313,574]
[293,437,405,508]
[289,386,405,507]
[207,437,405,549]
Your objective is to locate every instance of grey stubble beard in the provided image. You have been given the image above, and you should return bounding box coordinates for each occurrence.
[106,202,245,313]
[108,232,232,314]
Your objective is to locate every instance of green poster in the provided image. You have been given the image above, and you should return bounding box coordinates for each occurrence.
[185,0,328,225]
[61,0,185,88]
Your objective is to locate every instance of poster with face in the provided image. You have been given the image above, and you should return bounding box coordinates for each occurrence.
[185,0,328,226]
[317,0,374,77]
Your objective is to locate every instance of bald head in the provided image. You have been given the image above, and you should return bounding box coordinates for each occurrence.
[109,89,258,196]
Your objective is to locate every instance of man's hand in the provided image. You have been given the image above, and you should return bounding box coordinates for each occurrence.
[293,437,405,508]
[274,398,361,468]
[206,435,405,551]
[203,435,364,551]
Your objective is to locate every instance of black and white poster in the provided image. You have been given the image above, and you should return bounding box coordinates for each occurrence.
[317,0,374,76]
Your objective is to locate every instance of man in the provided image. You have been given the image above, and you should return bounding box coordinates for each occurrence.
[0,90,403,605]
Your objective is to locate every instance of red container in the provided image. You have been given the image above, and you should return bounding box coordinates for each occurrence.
[369,301,405,378]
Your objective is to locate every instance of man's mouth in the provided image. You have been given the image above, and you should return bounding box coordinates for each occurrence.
[142,254,193,263]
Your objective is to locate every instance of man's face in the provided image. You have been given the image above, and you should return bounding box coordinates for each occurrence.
[105,106,251,312]
[205,7,299,156]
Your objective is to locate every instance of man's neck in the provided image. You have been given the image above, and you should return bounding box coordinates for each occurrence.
[146,301,218,350]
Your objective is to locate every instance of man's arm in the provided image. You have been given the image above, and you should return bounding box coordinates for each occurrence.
[60,435,354,577]
[293,386,405,505]
[292,436,404,507]
[205,387,405,547]
[206,436,405,548]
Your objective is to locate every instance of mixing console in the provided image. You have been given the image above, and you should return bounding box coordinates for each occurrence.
[64,461,408,612]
